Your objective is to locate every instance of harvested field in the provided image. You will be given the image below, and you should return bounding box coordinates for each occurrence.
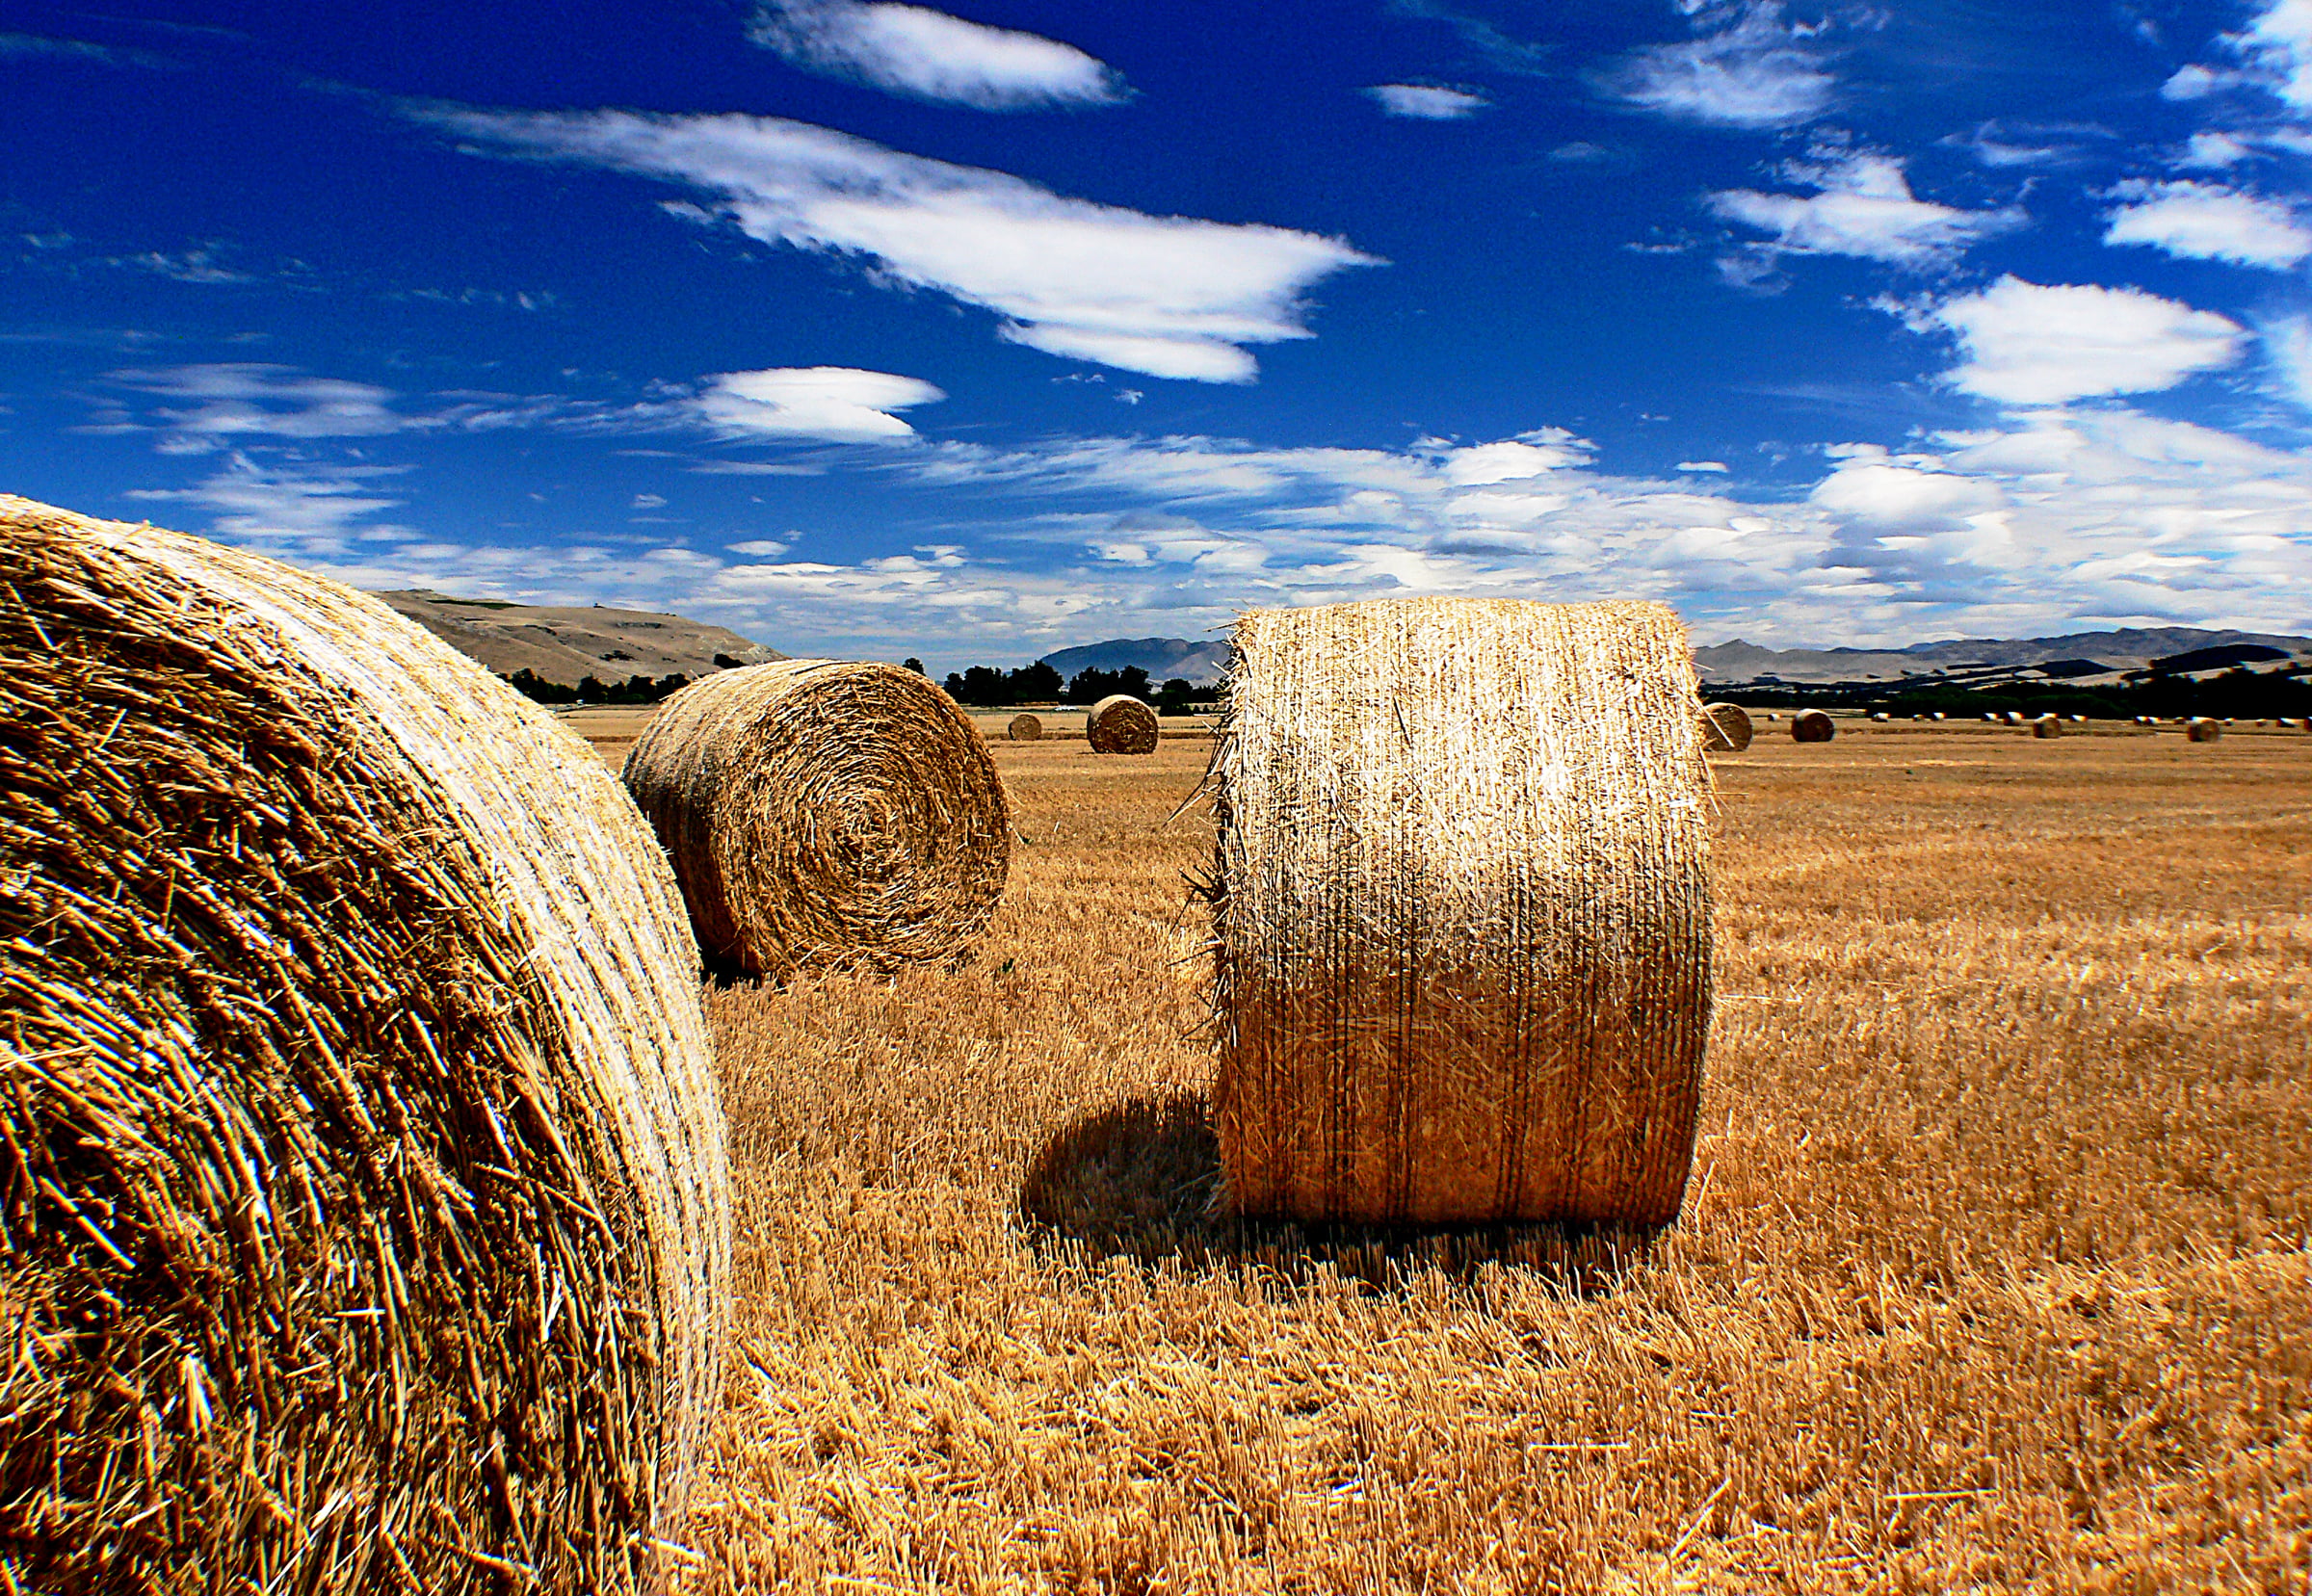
[638,725,2309,1592]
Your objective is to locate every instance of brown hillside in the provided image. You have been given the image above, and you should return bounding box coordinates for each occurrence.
[372,589,783,686]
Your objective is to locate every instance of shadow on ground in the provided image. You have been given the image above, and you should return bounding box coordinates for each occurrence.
[1019,1091,1659,1295]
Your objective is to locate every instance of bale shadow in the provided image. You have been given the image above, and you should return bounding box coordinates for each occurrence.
[1018,1092,1659,1296]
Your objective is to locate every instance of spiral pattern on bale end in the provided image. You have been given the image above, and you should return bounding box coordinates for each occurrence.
[0,496,728,1594]
[1791,708,1836,743]
[622,660,1012,980]
[1701,701,1754,751]
[1086,694,1159,755]
[1008,713,1043,742]
[1207,596,1714,1229]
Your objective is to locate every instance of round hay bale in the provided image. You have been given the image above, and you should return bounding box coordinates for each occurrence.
[1086,693,1159,755]
[2188,717,2223,743]
[1791,708,1836,743]
[623,660,1011,979]
[0,497,728,1593]
[1701,701,1753,751]
[2032,715,2062,739]
[1207,596,1712,1227]
[1008,711,1044,742]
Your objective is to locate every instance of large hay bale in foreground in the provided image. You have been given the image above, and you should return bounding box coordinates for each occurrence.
[1792,708,1836,743]
[0,497,728,1594]
[1701,701,1753,751]
[1087,693,1160,754]
[1208,596,1713,1227]
[624,660,1011,979]
[2188,717,2223,743]
[1008,711,1043,742]
[2032,715,2063,739]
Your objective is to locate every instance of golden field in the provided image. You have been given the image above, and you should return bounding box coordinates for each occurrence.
[600,719,2311,1593]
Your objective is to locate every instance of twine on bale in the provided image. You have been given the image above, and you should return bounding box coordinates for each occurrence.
[0,496,728,1594]
[1791,709,1836,743]
[623,660,1011,980]
[1203,595,1714,1228]
[1008,712,1043,742]
[1086,694,1159,755]
[1701,702,1753,752]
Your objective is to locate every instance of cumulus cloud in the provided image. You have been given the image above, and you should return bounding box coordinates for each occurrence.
[694,366,945,442]
[2238,0,2312,109]
[1594,2,1835,130]
[1365,84,1488,118]
[2102,178,2312,268]
[1708,150,2026,269]
[420,107,1379,383]
[1918,277,2245,406]
[2174,130,2254,169]
[748,2,1125,109]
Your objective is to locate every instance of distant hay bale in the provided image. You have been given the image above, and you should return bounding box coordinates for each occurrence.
[2188,717,2223,743]
[624,660,1011,979]
[1008,711,1044,742]
[0,496,728,1593]
[1087,693,1160,755]
[2032,715,2062,739]
[1701,701,1753,751]
[1870,711,1890,722]
[1792,708,1836,743]
[1207,596,1712,1227]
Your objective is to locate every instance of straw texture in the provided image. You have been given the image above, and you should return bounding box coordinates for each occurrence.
[0,497,729,1593]
[1701,701,1753,752]
[1086,694,1159,755]
[623,661,1011,980]
[1206,596,1714,1227]
[1791,708,1836,743]
[2188,717,2223,743]
[1008,713,1043,743]
[2032,715,2063,740]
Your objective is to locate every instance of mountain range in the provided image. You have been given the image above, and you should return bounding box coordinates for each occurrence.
[373,590,783,685]
[1038,636,1233,687]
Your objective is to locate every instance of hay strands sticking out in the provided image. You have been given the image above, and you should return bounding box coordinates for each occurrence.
[0,494,729,1595]
[623,659,1012,981]
[1701,701,1753,752]
[1205,594,1714,1229]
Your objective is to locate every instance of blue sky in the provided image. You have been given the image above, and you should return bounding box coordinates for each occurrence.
[5,0,2310,668]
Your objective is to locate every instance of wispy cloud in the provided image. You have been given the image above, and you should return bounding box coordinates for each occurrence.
[0,31,171,68]
[747,2,1124,109]
[1365,84,1488,118]
[104,364,407,451]
[1594,2,1835,130]
[109,245,254,284]
[2267,315,2312,413]
[416,106,1380,383]
[1948,119,2109,170]
[125,454,411,553]
[1908,277,2245,406]
[693,367,945,442]
[1708,149,2026,270]
[2102,178,2312,268]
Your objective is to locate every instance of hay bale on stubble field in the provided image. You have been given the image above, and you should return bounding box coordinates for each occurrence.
[1206,596,1713,1227]
[1701,700,1753,751]
[624,660,1011,980]
[0,497,728,1595]
[2188,717,2224,743]
[1792,708,1836,743]
[1008,711,1043,742]
[2032,715,2062,739]
[1086,693,1160,754]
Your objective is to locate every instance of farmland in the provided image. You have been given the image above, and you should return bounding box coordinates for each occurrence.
[581,720,2312,1592]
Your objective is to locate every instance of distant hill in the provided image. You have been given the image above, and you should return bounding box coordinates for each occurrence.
[1697,627,2312,685]
[373,590,782,686]
[1040,636,1231,688]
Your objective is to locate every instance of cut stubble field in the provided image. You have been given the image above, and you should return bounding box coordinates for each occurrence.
[623,724,2311,1593]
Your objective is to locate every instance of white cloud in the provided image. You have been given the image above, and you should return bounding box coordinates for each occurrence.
[632,492,668,509]
[748,2,1124,109]
[1676,459,1728,472]
[1365,84,1488,118]
[124,454,411,553]
[1708,151,2026,268]
[421,107,1379,383]
[106,364,407,451]
[2268,316,2312,412]
[1809,456,2002,525]
[2239,0,2312,109]
[1433,432,1592,484]
[2174,130,2254,169]
[2102,179,2312,268]
[1594,2,1834,130]
[694,367,945,442]
[2161,64,2231,100]
[1919,277,2245,406]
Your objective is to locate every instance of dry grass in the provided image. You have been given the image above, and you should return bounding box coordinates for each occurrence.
[667,726,2312,1593]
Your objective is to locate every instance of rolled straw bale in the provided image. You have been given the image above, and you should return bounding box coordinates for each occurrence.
[1008,711,1044,742]
[2188,717,2223,743]
[1086,693,1160,755]
[1700,701,1753,751]
[2032,715,2062,739]
[1791,708,1836,743]
[0,497,728,1593]
[1207,596,1712,1227]
[623,660,1011,979]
